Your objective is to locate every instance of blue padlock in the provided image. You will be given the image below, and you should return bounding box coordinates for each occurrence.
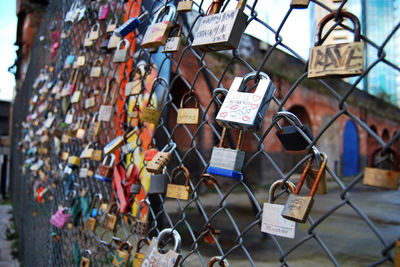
[207,128,245,180]
[114,11,148,38]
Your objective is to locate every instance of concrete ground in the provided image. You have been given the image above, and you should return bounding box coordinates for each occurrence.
[0,205,18,267]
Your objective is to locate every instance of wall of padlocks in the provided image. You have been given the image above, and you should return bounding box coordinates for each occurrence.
[11,0,400,266]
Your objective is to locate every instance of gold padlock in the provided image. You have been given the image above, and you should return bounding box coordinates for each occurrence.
[177,0,193,13]
[290,0,310,8]
[103,202,120,232]
[84,31,93,47]
[166,166,191,200]
[363,148,399,190]
[177,92,200,124]
[306,152,328,194]
[282,152,327,223]
[308,11,364,78]
[80,249,92,267]
[86,194,102,231]
[141,80,167,125]
[146,142,176,174]
[133,238,150,267]
[112,242,132,267]
[207,256,229,267]
[106,15,117,33]
[90,59,103,78]
[89,23,100,41]
[68,156,81,167]
[162,24,185,53]
[98,79,118,122]
[88,113,101,137]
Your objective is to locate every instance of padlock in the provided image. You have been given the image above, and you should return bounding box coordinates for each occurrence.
[282,152,327,223]
[177,0,193,13]
[114,11,148,38]
[133,238,150,267]
[80,249,92,267]
[89,23,100,41]
[216,71,275,131]
[103,129,136,155]
[141,80,168,125]
[141,228,182,267]
[363,148,399,190]
[106,15,118,33]
[146,142,176,174]
[71,88,82,104]
[261,179,296,239]
[177,92,200,124]
[141,4,176,49]
[100,34,112,53]
[68,156,81,168]
[64,55,75,69]
[308,11,364,78]
[91,143,103,161]
[86,194,102,231]
[207,256,229,267]
[202,224,220,244]
[148,168,169,194]
[76,117,88,140]
[107,33,122,49]
[134,200,150,235]
[84,31,93,47]
[290,0,310,8]
[98,3,109,20]
[162,24,185,53]
[88,113,101,137]
[128,99,140,119]
[113,39,130,63]
[103,202,120,232]
[192,0,247,51]
[90,59,103,78]
[50,207,72,229]
[99,79,117,122]
[64,108,75,125]
[306,149,328,194]
[76,54,85,67]
[125,68,144,97]
[94,154,116,182]
[79,162,89,178]
[166,166,191,200]
[273,111,314,151]
[63,69,79,96]
[113,242,132,267]
[207,128,245,180]
[85,93,96,110]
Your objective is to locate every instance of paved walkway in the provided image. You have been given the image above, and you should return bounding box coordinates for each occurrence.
[0,205,18,267]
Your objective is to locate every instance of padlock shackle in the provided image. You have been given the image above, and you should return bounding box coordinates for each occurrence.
[168,23,183,38]
[237,71,271,93]
[236,130,245,150]
[315,11,361,46]
[201,173,220,188]
[136,238,150,253]
[207,256,229,267]
[273,111,304,131]
[268,179,296,203]
[152,4,176,24]
[89,193,102,218]
[294,158,312,195]
[161,141,177,153]
[102,154,116,166]
[207,0,224,15]
[138,199,150,220]
[107,202,120,216]
[212,88,228,106]
[308,152,327,197]
[368,147,399,171]
[180,91,199,108]
[103,78,118,105]
[118,241,132,253]
[93,59,103,67]
[157,228,181,252]
[170,165,190,186]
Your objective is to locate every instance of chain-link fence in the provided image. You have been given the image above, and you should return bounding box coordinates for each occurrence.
[10,0,400,266]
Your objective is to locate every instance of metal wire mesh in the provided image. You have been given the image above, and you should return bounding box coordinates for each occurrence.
[10,0,400,266]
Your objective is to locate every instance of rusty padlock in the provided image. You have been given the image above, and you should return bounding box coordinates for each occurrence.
[166,166,191,200]
[207,256,229,267]
[103,202,120,232]
[112,242,132,267]
[94,154,116,182]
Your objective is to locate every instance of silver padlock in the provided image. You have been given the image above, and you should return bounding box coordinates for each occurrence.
[141,228,182,267]
[207,128,245,180]
[191,0,248,51]
[215,71,275,131]
[148,167,169,194]
[162,24,184,53]
[113,39,130,63]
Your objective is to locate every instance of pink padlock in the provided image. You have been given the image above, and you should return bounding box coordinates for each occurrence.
[98,4,110,20]
[50,208,72,229]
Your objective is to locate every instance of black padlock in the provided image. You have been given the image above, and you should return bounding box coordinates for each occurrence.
[274,111,313,151]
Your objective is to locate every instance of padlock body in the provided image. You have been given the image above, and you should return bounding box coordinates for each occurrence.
[192,9,248,51]
[133,252,145,267]
[113,49,129,63]
[104,214,118,232]
[125,80,142,96]
[141,107,161,125]
[148,174,168,194]
[86,217,97,231]
[166,184,191,200]
[209,146,245,172]
[108,34,121,49]
[50,208,71,229]
[291,0,310,8]
[177,1,193,12]
[90,67,102,78]
[134,219,149,235]
[130,183,141,195]
[216,76,274,131]
[281,194,314,223]
[306,168,328,194]
[363,167,399,190]
[141,237,181,267]
[146,152,171,174]
[88,122,100,136]
[177,108,199,124]
[141,21,174,48]
[162,36,183,53]
[308,42,364,78]
[99,105,113,121]
[277,125,313,151]
[98,4,109,20]
[115,17,141,38]
[112,250,130,267]
[95,165,113,182]
[85,97,96,109]
[80,257,91,267]
[68,156,81,167]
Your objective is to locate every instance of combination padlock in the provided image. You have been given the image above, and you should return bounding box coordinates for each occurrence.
[281,152,327,223]
[146,142,176,174]
[134,200,150,236]
[166,166,191,200]
[215,71,275,131]
[207,128,245,180]
[273,111,314,151]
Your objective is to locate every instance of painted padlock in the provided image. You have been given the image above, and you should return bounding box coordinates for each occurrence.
[308,11,364,78]
[112,241,132,267]
[166,166,191,200]
[140,228,182,267]
[191,0,247,51]
[215,71,275,131]
[94,154,116,182]
[50,207,72,229]
[281,152,327,223]
[207,128,245,180]
[141,4,176,49]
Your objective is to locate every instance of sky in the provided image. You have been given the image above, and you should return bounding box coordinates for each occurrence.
[0,0,311,102]
[0,1,16,102]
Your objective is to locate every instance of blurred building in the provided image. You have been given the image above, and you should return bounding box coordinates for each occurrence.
[310,0,400,106]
